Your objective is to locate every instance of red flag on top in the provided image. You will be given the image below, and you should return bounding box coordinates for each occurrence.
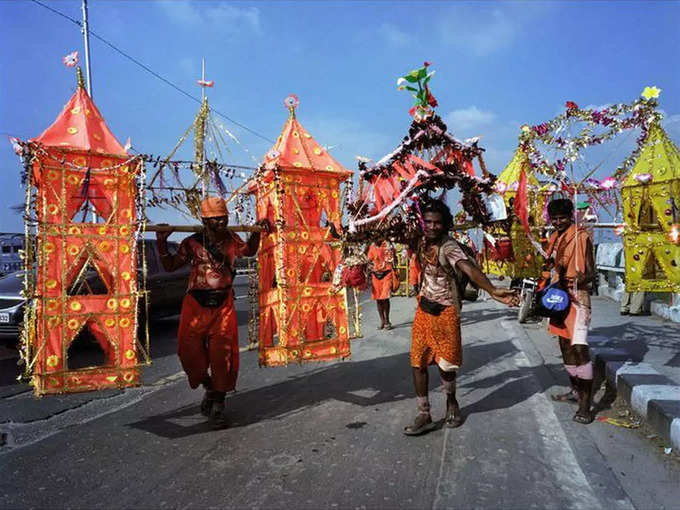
[514,164,530,234]
[197,79,214,88]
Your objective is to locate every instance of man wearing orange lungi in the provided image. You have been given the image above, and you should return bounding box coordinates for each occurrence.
[545,198,595,424]
[156,196,270,428]
[367,240,397,330]
[404,200,518,436]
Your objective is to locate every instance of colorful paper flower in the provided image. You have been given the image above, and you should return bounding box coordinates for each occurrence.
[283,94,300,110]
[599,176,617,190]
[63,51,79,67]
[634,173,653,184]
[641,86,661,100]
[565,101,579,110]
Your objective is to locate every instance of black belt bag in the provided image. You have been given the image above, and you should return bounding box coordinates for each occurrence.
[373,269,391,280]
[419,295,447,316]
[188,288,231,308]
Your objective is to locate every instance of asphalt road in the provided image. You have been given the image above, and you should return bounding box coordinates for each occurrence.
[1,293,679,509]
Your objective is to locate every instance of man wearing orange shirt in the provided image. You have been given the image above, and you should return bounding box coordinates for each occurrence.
[367,240,397,330]
[545,199,596,424]
[156,196,270,429]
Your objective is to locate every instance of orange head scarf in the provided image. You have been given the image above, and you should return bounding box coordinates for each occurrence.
[200,196,228,218]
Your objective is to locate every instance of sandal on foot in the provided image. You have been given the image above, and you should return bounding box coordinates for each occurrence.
[444,411,464,428]
[403,413,437,436]
[200,391,215,417]
[551,391,578,404]
[572,411,594,425]
[209,401,228,430]
[384,323,393,330]
[377,323,385,330]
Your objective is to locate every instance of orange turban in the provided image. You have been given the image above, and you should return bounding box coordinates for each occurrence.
[200,196,228,218]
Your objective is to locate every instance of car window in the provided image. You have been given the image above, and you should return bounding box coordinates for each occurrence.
[1,246,10,254]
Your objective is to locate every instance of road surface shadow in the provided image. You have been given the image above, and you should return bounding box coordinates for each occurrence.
[129,339,547,439]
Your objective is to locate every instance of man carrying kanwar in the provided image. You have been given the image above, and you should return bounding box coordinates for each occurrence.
[404,199,519,436]
[156,196,271,429]
[545,198,596,424]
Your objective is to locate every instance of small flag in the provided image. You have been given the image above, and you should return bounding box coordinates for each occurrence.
[197,79,214,88]
[63,51,79,67]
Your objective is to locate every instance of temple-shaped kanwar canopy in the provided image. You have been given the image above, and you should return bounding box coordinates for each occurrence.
[622,122,680,292]
[481,146,546,279]
[250,96,352,366]
[23,70,147,395]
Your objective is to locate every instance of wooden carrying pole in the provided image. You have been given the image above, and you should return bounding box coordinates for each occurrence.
[146,224,263,233]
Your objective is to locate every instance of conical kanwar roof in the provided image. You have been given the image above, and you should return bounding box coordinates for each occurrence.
[623,122,680,187]
[262,113,351,178]
[497,147,538,188]
[32,84,127,156]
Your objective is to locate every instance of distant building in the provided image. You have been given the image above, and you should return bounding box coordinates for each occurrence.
[0,234,24,276]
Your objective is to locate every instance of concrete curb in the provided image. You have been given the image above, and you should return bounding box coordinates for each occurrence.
[593,351,680,452]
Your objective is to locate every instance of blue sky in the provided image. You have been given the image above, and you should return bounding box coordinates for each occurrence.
[1,0,679,232]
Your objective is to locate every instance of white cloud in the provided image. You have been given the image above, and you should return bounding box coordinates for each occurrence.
[377,23,414,47]
[159,1,262,36]
[445,106,497,135]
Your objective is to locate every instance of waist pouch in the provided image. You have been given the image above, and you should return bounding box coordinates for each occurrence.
[189,288,231,308]
[535,283,570,321]
[373,269,391,280]
[419,295,448,316]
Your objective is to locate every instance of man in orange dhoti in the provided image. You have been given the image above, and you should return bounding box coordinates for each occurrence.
[156,197,270,428]
[367,240,397,330]
[546,199,595,424]
[405,200,518,435]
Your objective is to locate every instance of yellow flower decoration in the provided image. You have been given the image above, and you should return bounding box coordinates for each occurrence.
[293,148,300,155]
[105,318,116,327]
[304,350,312,358]
[119,318,130,328]
[293,131,300,138]
[47,204,59,215]
[46,279,57,290]
[313,147,322,155]
[120,298,131,309]
[103,178,114,188]
[71,106,81,115]
[287,268,296,278]
[121,271,131,281]
[120,244,130,254]
[73,156,87,166]
[326,165,334,171]
[99,241,111,252]
[123,372,135,383]
[106,298,118,311]
[288,232,297,240]
[119,226,130,236]
[67,318,80,330]
[330,346,337,354]
[339,326,347,335]
[69,301,82,312]
[67,174,80,185]
[46,299,59,311]
[303,133,311,139]
[67,127,78,135]
[49,226,60,235]
[303,287,312,296]
[44,242,55,254]
[46,355,59,367]
[125,349,135,360]
[301,231,309,240]
[331,191,338,198]
[301,303,311,312]
[47,170,58,181]
[67,245,79,256]
[68,226,81,235]
[47,317,60,328]
[122,208,132,218]
[521,124,531,133]
[641,86,661,100]
[298,245,307,254]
